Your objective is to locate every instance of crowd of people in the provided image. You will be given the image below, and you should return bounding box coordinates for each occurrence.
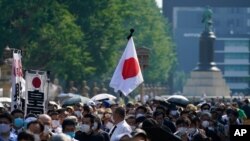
[0,96,250,141]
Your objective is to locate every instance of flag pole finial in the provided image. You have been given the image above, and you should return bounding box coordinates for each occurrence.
[127,28,135,40]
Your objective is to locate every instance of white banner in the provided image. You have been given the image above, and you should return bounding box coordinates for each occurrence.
[11,51,24,111]
[25,70,48,115]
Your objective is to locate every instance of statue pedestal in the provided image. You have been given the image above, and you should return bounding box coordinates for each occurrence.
[183,71,230,97]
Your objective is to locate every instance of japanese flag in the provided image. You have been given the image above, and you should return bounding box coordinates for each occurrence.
[109,37,143,96]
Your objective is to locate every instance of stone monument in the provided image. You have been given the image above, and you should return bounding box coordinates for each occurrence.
[183,7,230,97]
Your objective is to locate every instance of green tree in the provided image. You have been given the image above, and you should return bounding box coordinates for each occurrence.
[0,0,94,83]
[59,0,176,83]
[59,0,127,81]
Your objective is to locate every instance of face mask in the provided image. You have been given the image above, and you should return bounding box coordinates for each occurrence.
[208,126,214,131]
[170,110,178,116]
[44,125,51,134]
[136,113,145,118]
[74,111,82,118]
[98,114,103,119]
[202,110,210,113]
[131,126,136,130]
[202,120,210,128]
[92,122,98,131]
[0,124,11,133]
[52,120,60,128]
[14,118,24,128]
[152,107,156,111]
[34,134,40,141]
[105,122,113,130]
[80,124,90,133]
[187,128,196,134]
[178,127,187,133]
[66,132,75,138]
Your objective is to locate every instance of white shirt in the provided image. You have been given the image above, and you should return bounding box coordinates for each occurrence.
[109,120,132,141]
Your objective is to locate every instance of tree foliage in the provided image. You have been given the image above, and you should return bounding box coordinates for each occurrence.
[0,0,176,86]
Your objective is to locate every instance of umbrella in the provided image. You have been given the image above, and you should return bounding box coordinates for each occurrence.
[91,93,116,101]
[166,95,190,107]
[62,95,90,106]
[0,97,11,103]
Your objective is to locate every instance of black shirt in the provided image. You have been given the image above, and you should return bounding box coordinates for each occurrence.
[75,131,105,141]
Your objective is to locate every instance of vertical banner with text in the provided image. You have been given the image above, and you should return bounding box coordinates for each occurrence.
[25,70,48,116]
[11,51,24,111]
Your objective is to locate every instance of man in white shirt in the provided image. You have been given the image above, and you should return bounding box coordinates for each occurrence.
[109,107,132,141]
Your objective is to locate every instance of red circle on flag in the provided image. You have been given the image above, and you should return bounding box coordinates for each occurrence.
[32,77,41,88]
[122,57,140,80]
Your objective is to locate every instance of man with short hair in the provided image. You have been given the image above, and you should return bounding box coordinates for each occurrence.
[62,119,78,141]
[0,112,17,141]
[109,107,132,141]
[75,114,104,141]
[26,120,44,141]
[17,131,34,141]
[11,109,25,135]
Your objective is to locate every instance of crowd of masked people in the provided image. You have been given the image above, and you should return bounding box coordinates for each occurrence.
[0,97,250,141]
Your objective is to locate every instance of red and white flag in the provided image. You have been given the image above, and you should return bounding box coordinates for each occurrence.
[109,37,143,96]
[11,51,24,111]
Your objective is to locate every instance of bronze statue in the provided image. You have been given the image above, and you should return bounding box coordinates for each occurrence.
[81,80,90,97]
[68,80,78,94]
[92,82,100,96]
[202,6,213,32]
[53,78,63,94]
[101,83,107,93]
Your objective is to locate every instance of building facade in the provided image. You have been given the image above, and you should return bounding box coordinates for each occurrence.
[163,0,250,94]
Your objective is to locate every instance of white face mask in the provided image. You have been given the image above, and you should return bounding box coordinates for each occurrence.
[105,122,113,130]
[80,124,90,133]
[136,113,145,118]
[131,126,136,130]
[52,120,60,128]
[178,127,187,133]
[187,128,196,134]
[74,111,82,118]
[98,114,103,119]
[170,110,178,116]
[202,110,210,113]
[34,134,40,141]
[92,122,98,131]
[202,120,210,128]
[152,107,156,112]
[44,125,51,134]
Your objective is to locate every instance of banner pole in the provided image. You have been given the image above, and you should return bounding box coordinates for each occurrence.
[46,71,50,113]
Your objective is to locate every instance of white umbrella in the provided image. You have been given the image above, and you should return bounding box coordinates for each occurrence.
[91,93,116,101]
[0,97,11,103]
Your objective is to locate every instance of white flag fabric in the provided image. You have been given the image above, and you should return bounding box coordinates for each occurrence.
[11,51,24,111]
[110,37,143,96]
[25,70,48,115]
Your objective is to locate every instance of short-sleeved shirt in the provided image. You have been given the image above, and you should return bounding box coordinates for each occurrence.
[0,132,17,141]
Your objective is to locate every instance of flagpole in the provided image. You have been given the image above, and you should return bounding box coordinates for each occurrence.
[46,71,50,113]
[115,29,135,104]
[127,28,134,40]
